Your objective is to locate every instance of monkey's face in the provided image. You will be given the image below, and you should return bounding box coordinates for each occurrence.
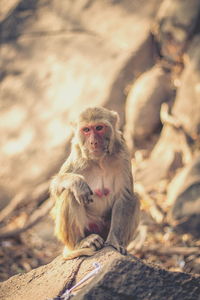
[79,123,112,159]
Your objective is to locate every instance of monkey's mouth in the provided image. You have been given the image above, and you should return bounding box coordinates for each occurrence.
[90,149,103,155]
[89,147,106,156]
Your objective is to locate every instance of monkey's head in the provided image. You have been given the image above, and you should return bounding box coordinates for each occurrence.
[73,107,121,160]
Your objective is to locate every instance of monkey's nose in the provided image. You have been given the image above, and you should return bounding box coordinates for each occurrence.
[90,140,98,147]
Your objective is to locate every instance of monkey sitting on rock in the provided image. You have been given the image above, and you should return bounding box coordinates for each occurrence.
[50,107,140,259]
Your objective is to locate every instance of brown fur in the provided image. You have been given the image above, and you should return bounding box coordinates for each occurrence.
[50,107,140,259]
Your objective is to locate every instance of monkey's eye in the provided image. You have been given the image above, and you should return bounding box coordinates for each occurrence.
[95,125,103,131]
[82,127,90,133]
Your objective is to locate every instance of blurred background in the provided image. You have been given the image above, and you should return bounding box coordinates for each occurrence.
[0,0,200,281]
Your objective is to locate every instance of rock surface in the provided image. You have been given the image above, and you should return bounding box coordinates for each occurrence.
[0,0,160,208]
[172,35,200,138]
[167,155,200,237]
[0,248,199,300]
[154,0,200,62]
[124,65,173,150]
[138,34,200,188]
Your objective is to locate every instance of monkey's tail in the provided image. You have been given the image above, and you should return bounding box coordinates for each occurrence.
[53,191,78,248]
[63,246,96,260]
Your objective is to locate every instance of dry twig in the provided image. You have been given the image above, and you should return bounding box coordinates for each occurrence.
[0,198,53,239]
[160,102,193,162]
[135,183,164,223]
[160,103,182,129]
[142,245,200,256]
[0,181,50,223]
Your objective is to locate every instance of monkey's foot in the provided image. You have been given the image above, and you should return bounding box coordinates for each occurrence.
[78,234,104,251]
[62,246,95,260]
[104,242,127,255]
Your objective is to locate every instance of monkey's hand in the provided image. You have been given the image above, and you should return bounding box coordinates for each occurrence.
[51,174,93,205]
[77,234,104,251]
[70,176,93,205]
[61,175,93,205]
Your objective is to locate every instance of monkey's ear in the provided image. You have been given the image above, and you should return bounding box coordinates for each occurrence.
[110,110,120,129]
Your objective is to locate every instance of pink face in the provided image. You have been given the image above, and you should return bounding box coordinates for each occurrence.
[80,123,108,155]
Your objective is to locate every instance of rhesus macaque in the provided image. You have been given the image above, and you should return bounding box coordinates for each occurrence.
[50,107,140,259]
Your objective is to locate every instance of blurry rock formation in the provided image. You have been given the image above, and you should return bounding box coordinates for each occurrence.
[124,65,173,150]
[168,156,200,237]
[0,0,160,207]
[0,0,200,289]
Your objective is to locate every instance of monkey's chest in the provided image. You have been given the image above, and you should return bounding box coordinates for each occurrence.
[87,175,113,200]
[81,166,121,239]
[93,188,110,198]
[83,168,115,214]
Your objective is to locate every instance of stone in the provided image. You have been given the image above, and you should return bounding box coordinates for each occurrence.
[138,34,200,188]
[0,248,199,300]
[172,35,200,138]
[124,65,173,151]
[153,0,200,62]
[167,155,200,237]
[0,0,160,207]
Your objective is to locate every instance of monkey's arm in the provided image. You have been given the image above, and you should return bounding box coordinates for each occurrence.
[50,157,93,205]
[105,188,140,254]
[50,159,95,254]
[50,160,104,259]
[50,172,93,205]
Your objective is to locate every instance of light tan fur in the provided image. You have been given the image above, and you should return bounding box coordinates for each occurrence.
[50,107,140,259]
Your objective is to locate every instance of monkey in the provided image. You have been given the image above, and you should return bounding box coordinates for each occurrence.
[50,106,140,260]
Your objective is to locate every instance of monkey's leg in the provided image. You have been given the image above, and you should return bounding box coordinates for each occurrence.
[53,190,86,250]
[63,234,104,260]
[106,192,140,255]
[57,192,104,259]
